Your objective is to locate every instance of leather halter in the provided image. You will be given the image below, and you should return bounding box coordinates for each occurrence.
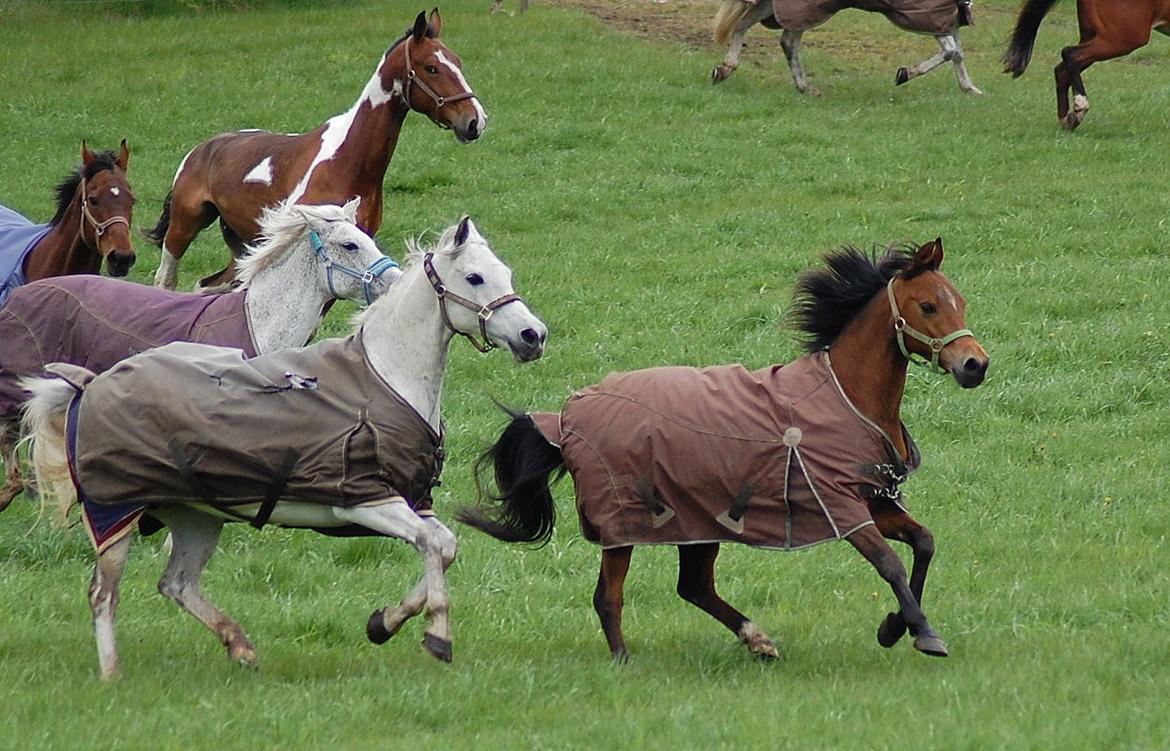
[401,38,477,118]
[308,230,399,307]
[422,252,523,353]
[886,278,973,374]
[78,173,131,246]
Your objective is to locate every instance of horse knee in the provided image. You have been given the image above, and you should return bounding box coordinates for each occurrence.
[424,520,458,568]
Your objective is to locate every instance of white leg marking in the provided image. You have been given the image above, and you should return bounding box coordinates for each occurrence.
[242,157,274,186]
[154,245,180,290]
[91,535,132,681]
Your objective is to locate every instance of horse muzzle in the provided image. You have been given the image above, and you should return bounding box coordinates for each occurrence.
[105,249,136,277]
[951,355,989,389]
[508,325,547,363]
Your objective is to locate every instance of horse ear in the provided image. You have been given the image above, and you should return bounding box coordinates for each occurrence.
[454,215,472,246]
[429,7,442,36]
[412,10,427,42]
[81,140,95,167]
[912,237,944,272]
[116,139,130,171]
[341,196,361,219]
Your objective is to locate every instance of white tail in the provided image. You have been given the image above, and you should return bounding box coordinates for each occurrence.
[20,377,79,526]
[714,0,752,46]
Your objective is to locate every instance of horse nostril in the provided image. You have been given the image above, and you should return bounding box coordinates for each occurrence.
[467,118,479,138]
[520,328,539,344]
[963,357,986,376]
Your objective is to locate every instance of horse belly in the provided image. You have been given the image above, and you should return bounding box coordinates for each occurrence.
[189,500,347,528]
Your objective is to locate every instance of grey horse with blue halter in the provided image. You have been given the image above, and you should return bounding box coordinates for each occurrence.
[309,230,399,306]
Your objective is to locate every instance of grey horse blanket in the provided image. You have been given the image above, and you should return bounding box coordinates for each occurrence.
[532,351,919,551]
[0,204,52,307]
[756,0,967,34]
[0,276,257,419]
[61,331,442,552]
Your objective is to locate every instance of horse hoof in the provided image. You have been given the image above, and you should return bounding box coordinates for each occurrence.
[611,649,630,664]
[423,633,453,663]
[229,644,258,668]
[913,634,949,657]
[711,67,729,85]
[366,609,395,645]
[964,85,984,96]
[752,642,779,661]
[877,612,907,648]
[895,67,910,86]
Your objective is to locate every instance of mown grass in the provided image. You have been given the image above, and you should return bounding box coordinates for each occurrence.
[0,1,1168,749]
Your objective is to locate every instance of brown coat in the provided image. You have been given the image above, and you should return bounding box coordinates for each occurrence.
[771,0,963,34]
[533,351,919,550]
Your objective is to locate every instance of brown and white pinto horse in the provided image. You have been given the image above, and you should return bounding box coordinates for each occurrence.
[1004,0,1170,130]
[146,8,485,291]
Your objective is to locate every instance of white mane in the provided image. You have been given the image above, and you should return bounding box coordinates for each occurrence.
[234,199,360,286]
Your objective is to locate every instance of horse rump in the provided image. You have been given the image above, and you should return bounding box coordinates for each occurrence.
[20,375,82,524]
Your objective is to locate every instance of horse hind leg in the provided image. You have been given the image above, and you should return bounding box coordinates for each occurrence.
[593,546,633,661]
[153,507,257,667]
[711,1,771,84]
[0,419,25,512]
[91,534,133,680]
[780,29,819,96]
[194,222,248,293]
[677,543,778,659]
[945,34,983,94]
[154,197,219,290]
[895,35,953,88]
[1057,30,1148,130]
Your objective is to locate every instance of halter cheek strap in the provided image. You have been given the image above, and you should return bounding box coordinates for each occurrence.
[422,252,523,353]
[78,174,131,247]
[886,278,973,374]
[309,231,399,307]
[401,39,477,120]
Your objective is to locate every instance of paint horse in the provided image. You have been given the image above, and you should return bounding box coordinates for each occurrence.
[146,8,486,292]
[712,0,980,94]
[0,198,397,511]
[461,239,989,661]
[1003,0,1170,130]
[0,141,135,306]
[25,217,546,680]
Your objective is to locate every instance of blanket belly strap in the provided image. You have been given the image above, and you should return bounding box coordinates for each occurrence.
[252,449,299,529]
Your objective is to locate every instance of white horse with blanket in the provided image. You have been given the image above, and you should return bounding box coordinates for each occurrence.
[24,217,547,680]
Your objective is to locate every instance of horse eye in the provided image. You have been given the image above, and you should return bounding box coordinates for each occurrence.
[426,65,438,75]
[342,242,360,252]
[920,302,937,314]
[466,273,484,286]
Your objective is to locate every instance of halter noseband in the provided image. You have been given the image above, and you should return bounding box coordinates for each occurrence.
[422,252,523,353]
[886,278,973,374]
[79,173,131,246]
[401,39,477,119]
[309,230,399,306]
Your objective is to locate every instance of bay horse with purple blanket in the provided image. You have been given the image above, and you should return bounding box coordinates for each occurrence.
[146,9,485,292]
[460,239,989,661]
[1003,0,1170,130]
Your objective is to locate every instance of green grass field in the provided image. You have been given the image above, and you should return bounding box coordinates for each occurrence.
[1,0,1168,748]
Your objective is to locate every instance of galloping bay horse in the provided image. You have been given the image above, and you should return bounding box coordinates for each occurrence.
[0,141,135,306]
[1003,0,1170,129]
[461,239,989,661]
[146,8,486,291]
[711,0,981,94]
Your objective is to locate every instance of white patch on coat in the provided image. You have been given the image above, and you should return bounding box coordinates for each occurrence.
[109,186,120,196]
[171,147,196,187]
[243,157,274,186]
[434,50,486,130]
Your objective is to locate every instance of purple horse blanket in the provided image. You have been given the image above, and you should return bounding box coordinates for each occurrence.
[0,204,52,307]
[532,351,920,551]
[0,275,256,419]
[752,0,968,34]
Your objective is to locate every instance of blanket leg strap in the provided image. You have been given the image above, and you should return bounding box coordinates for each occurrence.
[251,449,299,530]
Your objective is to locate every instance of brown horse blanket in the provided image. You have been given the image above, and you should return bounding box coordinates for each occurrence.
[532,351,919,550]
[758,0,967,34]
[0,275,256,418]
[62,331,442,552]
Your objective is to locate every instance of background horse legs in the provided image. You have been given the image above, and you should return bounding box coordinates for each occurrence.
[711,1,773,85]
[0,419,24,511]
[153,194,219,290]
[1055,29,1153,130]
[779,30,819,96]
[153,507,257,667]
[334,503,458,662]
[866,504,935,649]
[847,525,947,656]
[676,543,779,658]
[90,534,132,681]
[592,546,632,661]
[895,34,982,94]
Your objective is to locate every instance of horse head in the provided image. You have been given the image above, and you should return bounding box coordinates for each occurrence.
[392,9,487,143]
[79,140,136,277]
[422,216,546,362]
[887,238,989,388]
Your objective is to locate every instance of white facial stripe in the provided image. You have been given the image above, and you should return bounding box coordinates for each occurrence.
[941,287,957,311]
[243,157,274,185]
[110,186,120,196]
[434,50,487,126]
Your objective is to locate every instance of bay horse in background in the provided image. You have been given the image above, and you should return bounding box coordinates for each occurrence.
[461,239,989,661]
[0,141,135,306]
[711,0,981,95]
[1003,0,1170,130]
[145,8,486,292]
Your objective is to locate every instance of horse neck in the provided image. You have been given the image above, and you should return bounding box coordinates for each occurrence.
[243,236,333,354]
[22,197,96,280]
[826,292,910,459]
[361,262,452,432]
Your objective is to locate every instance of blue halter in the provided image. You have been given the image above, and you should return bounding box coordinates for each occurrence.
[309,230,399,306]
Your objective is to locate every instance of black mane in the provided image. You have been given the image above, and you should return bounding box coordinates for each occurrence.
[790,245,915,352]
[50,150,118,226]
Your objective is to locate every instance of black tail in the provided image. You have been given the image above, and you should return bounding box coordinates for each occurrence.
[1003,0,1062,77]
[142,190,173,246]
[456,408,564,545]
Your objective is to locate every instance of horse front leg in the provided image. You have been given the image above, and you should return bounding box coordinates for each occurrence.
[153,507,257,667]
[0,418,24,511]
[780,30,819,96]
[868,504,935,648]
[847,525,947,657]
[945,34,982,94]
[90,534,133,681]
[334,502,457,662]
[895,35,952,88]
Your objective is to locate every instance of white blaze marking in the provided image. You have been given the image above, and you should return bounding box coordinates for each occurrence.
[941,288,957,311]
[110,186,120,196]
[434,50,486,130]
[243,157,274,185]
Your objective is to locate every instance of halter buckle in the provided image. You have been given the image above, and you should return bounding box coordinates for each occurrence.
[894,316,907,331]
